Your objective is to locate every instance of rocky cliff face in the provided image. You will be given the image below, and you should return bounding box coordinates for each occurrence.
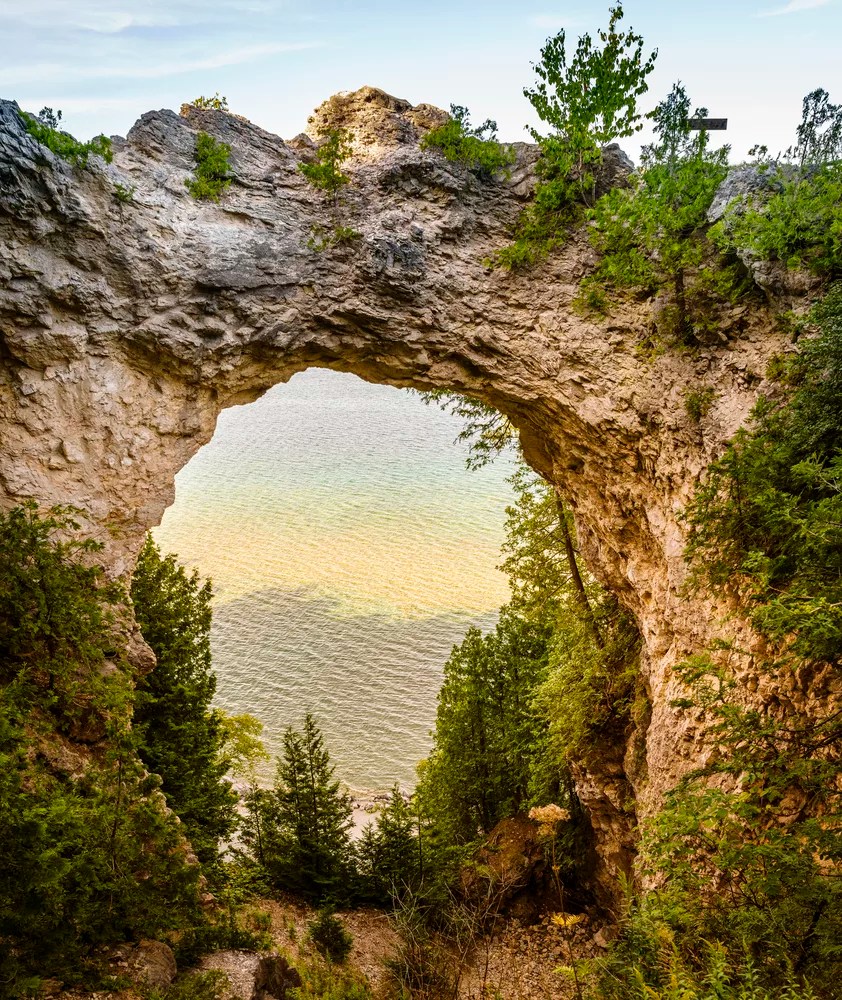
[0,87,819,902]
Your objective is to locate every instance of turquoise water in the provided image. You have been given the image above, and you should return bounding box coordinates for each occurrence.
[153,369,515,791]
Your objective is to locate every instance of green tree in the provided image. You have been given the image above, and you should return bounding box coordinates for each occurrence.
[418,609,552,843]
[583,83,732,341]
[131,536,237,868]
[299,128,353,205]
[418,391,517,470]
[496,3,657,267]
[0,507,203,996]
[355,785,419,903]
[246,713,353,900]
[684,286,842,663]
[712,88,842,279]
[0,503,121,709]
[524,3,657,187]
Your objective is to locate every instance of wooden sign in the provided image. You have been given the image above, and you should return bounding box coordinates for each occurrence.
[688,118,728,131]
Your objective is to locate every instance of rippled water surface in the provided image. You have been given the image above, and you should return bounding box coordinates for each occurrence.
[154,369,515,790]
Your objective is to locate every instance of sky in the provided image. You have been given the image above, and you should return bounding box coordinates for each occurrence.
[2,0,841,161]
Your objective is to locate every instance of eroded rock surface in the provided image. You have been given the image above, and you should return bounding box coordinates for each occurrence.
[0,87,826,903]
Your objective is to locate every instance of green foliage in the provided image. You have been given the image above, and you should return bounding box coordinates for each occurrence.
[306,223,363,251]
[186,131,233,201]
[242,713,353,901]
[420,104,515,181]
[0,506,203,996]
[599,931,820,1000]
[711,89,842,279]
[602,286,842,997]
[355,785,419,903]
[684,286,842,663]
[299,128,353,204]
[216,710,269,781]
[713,163,842,278]
[788,87,842,168]
[597,655,839,997]
[113,181,136,204]
[417,391,517,470]
[307,907,354,963]
[494,4,656,268]
[131,536,237,871]
[20,106,113,167]
[156,971,231,1000]
[191,93,229,112]
[581,83,732,341]
[499,468,641,770]
[684,386,716,422]
[417,608,552,843]
[524,4,657,156]
[0,502,127,731]
[289,958,371,1000]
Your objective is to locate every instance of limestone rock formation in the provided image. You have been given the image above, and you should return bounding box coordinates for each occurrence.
[0,87,826,901]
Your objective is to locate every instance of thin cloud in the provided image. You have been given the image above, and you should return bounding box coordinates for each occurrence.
[0,0,280,32]
[758,0,830,15]
[0,41,322,86]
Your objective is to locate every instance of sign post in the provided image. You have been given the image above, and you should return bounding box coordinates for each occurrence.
[688,118,728,131]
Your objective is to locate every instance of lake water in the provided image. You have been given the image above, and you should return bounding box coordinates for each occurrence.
[153,369,515,792]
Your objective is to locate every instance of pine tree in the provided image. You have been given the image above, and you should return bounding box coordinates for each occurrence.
[355,785,418,903]
[131,536,237,868]
[251,713,353,901]
[418,611,551,843]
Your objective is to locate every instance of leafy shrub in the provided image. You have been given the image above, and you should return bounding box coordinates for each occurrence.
[712,163,842,278]
[711,88,842,279]
[598,927,821,1000]
[185,131,233,201]
[306,224,362,251]
[159,971,231,1000]
[191,93,229,111]
[299,128,353,204]
[290,958,371,1000]
[20,107,113,167]
[420,104,514,180]
[307,908,353,963]
[113,182,135,204]
[684,286,842,663]
[684,386,716,422]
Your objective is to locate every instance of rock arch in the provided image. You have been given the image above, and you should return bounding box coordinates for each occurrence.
[0,88,789,894]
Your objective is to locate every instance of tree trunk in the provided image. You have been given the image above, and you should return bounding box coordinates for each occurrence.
[555,490,603,648]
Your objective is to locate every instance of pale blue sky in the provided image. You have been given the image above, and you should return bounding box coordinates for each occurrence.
[3,1,841,161]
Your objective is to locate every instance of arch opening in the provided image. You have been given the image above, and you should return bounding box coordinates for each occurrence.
[153,366,519,794]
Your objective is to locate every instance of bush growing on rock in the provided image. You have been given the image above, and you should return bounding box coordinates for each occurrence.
[20,106,112,168]
[420,104,514,180]
[299,127,353,205]
[186,131,233,201]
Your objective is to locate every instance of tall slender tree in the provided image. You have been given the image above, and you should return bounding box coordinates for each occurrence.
[131,536,237,868]
[247,713,353,900]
